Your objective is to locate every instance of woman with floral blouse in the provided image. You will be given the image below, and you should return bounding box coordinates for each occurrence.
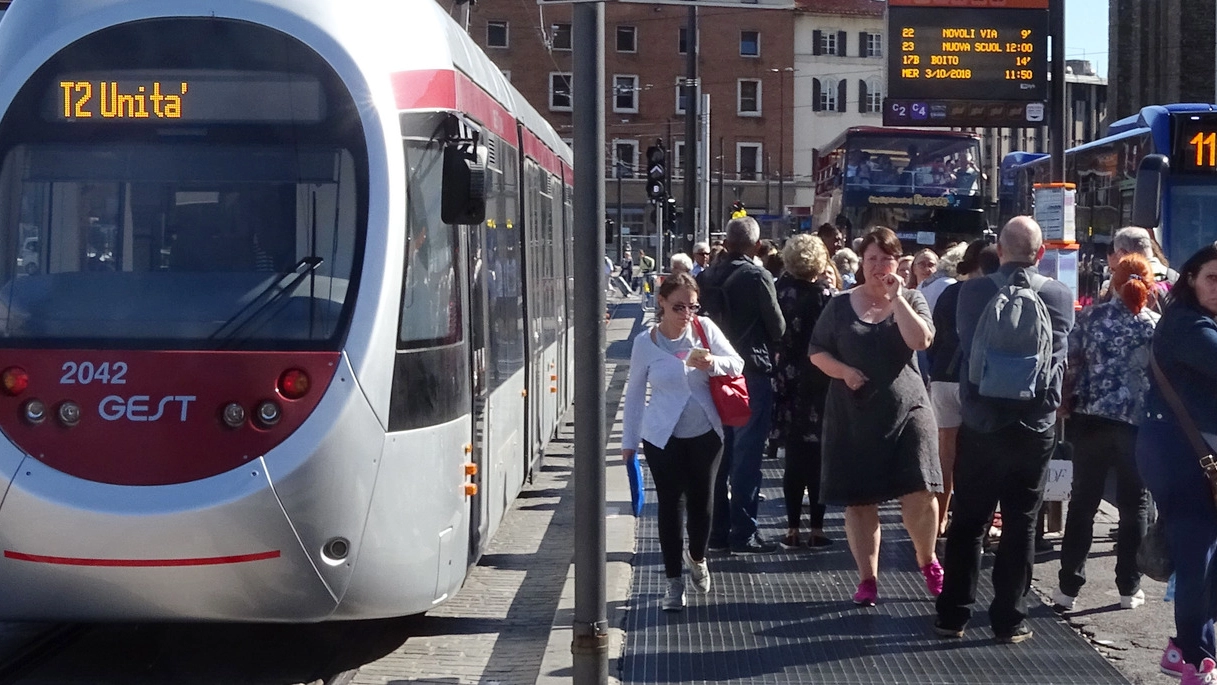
[1053,253,1158,612]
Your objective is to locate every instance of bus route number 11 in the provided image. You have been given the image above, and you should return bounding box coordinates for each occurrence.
[1190,131,1217,168]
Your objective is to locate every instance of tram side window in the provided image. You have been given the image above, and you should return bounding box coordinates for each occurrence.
[401,141,462,348]
[487,144,524,383]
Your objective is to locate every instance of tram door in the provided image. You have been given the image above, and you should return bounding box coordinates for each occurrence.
[467,223,491,562]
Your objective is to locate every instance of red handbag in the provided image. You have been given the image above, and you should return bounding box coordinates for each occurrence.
[692,318,752,427]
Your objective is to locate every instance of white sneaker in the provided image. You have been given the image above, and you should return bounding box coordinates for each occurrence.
[684,549,711,594]
[662,578,686,612]
[1051,588,1076,610]
[1120,589,1146,609]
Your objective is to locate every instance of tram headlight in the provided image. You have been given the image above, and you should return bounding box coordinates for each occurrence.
[255,400,281,427]
[57,401,81,427]
[2,367,29,396]
[277,369,310,400]
[221,402,246,429]
[23,399,46,425]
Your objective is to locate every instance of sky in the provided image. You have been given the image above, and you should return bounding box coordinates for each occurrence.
[1064,0,1109,79]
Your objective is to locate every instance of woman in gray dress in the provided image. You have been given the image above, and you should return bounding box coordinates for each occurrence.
[809,227,943,607]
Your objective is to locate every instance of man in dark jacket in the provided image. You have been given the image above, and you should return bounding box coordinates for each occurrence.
[935,216,1075,644]
[697,216,786,554]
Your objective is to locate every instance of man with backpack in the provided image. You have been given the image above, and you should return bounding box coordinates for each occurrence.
[698,216,786,554]
[935,216,1075,644]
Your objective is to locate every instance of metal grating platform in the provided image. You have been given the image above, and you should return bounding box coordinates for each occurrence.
[621,464,1132,685]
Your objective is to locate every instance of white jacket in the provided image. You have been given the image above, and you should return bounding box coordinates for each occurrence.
[621,317,745,452]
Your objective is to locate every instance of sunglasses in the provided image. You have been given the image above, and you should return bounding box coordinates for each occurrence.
[670,303,701,313]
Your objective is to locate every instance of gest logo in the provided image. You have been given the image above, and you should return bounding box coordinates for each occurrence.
[99,395,197,422]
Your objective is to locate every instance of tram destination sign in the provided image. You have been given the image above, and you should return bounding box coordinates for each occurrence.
[886,2,1048,126]
[46,71,326,124]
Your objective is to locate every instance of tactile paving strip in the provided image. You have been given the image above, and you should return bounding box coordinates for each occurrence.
[621,464,1132,685]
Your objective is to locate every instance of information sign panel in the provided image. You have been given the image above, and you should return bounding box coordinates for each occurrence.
[888,6,1048,101]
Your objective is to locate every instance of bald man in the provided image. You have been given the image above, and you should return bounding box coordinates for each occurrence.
[935,216,1074,644]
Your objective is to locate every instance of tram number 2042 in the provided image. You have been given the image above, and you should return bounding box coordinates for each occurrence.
[60,361,129,385]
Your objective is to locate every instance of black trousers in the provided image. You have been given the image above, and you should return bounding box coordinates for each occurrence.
[783,435,826,530]
[643,430,724,579]
[936,422,1054,633]
[1058,414,1148,597]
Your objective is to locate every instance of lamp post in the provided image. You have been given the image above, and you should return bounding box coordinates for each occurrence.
[770,67,794,221]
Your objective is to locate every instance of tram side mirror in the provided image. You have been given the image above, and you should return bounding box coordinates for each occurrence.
[442,142,487,225]
[1132,153,1169,231]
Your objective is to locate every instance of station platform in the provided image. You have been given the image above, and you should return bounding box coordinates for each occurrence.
[596,299,1151,685]
[352,295,1171,685]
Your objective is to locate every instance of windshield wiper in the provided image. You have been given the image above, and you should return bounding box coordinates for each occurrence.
[209,256,324,344]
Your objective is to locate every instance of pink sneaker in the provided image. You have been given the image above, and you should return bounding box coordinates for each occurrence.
[1182,658,1217,685]
[853,578,877,607]
[1162,638,1185,677]
[921,559,944,597]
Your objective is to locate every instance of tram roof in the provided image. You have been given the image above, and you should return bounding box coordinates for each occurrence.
[0,0,571,168]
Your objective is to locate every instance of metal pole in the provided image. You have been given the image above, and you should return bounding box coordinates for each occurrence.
[717,136,725,233]
[616,164,623,261]
[1050,0,1066,183]
[571,2,608,683]
[682,5,699,254]
[700,93,711,245]
[777,70,785,218]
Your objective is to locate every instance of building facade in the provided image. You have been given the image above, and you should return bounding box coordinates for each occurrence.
[1109,0,1215,120]
[791,0,886,213]
[462,1,796,256]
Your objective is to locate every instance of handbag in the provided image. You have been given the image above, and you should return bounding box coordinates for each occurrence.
[691,317,752,427]
[1138,518,1174,583]
[1149,349,1217,508]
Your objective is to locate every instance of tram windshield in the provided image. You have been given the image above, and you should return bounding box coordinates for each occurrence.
[0,18,366,350]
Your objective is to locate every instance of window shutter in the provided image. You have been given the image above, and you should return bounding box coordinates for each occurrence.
[859,80,868,113]
[838,31,847,56]
[859,32,868,57]
[812,30,822,56]
[813,78,822,112]
[837,79,847,113]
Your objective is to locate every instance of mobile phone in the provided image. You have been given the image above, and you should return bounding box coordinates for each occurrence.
[686,347,710,365]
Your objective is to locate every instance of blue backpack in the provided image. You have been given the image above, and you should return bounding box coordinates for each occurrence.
[967,268,1053,401]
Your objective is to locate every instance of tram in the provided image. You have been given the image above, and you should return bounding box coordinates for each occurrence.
[0,0,575,621]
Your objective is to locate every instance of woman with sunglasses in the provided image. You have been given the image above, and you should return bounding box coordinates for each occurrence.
[622,272,745,612]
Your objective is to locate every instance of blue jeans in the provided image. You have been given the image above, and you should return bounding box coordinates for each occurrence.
[710,370,774,546]
[1137,420,1217,667]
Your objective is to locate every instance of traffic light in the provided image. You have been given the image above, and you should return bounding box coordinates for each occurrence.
[646,143,666,200]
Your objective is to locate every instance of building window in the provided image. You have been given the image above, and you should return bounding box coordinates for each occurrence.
[740,30,760,57]
[613,75,640,113]
[865,31,883,58]
[675,79,689,115]
[549,73,572,111]
[814,29,844,56]
[862,77,883,113]
[738,79,761,116]
[673,141,685,180]
[738,143,762,181]
[486,21,508,48]
[617,26,637,53]
[551,23,572,51]
[815,78,838,111]
[678,27,688,55]
[613,141,638,178]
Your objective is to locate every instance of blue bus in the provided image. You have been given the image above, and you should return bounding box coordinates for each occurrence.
[1004,104,1217,302]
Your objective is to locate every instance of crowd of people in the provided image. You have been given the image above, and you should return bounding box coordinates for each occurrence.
[617,214,1217,683]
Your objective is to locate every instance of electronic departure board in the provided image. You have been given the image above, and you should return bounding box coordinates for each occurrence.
[885,3,1048,127]
[45,71,326,124]
[1175,114,1217,174]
